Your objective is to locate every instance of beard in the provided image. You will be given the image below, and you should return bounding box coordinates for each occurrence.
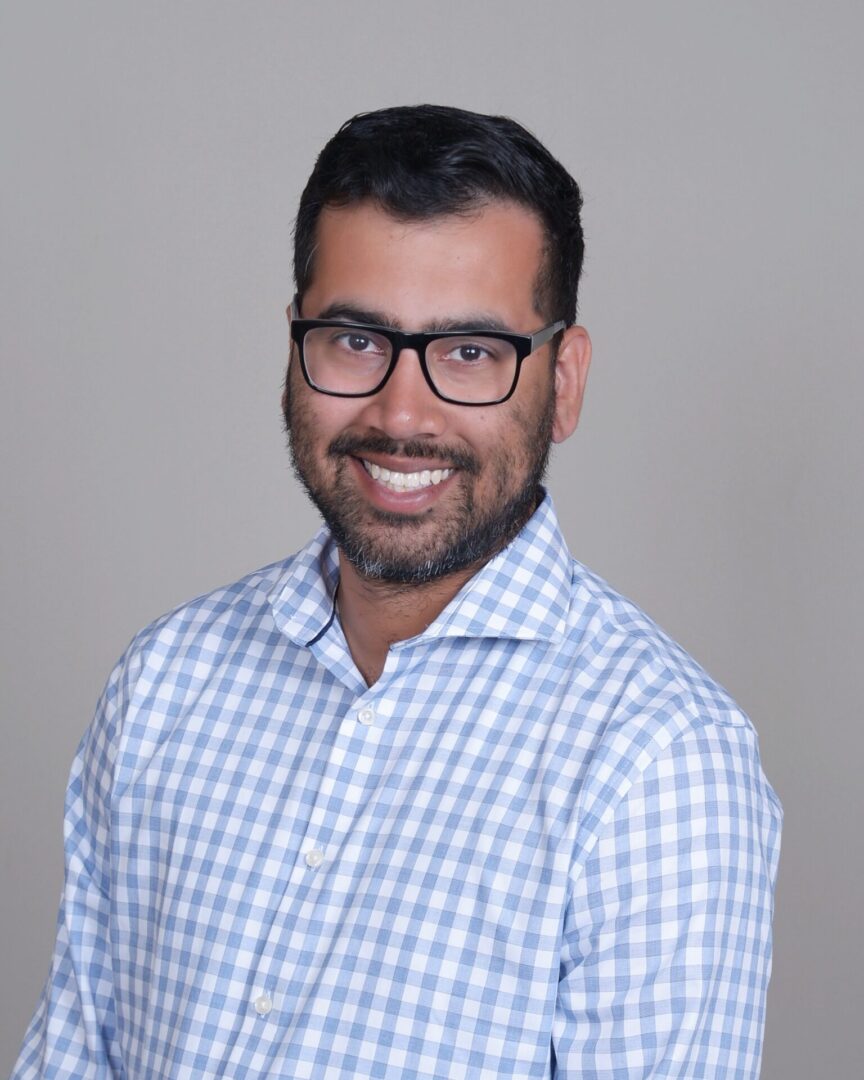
[283,371,555,586]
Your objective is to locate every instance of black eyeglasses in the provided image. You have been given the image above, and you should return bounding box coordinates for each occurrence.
[288,300,565,406]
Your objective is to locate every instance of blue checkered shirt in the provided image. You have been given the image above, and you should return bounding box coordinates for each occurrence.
[15,495,781,1079]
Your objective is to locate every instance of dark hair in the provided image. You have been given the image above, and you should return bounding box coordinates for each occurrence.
[293,104,585,325]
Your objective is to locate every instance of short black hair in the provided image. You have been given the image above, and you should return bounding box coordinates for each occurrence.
[293,104,584,325]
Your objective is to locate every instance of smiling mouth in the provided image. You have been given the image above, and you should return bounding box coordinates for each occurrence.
[361,459,454,493]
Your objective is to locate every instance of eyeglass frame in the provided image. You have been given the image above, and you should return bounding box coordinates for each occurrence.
[288,298,566,407]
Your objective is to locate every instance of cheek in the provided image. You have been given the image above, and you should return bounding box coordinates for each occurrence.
[486,387,556,478]
[283,355,302,421]
[287,377,361,458]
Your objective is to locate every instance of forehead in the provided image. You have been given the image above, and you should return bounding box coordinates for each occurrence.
[303,199,546,327]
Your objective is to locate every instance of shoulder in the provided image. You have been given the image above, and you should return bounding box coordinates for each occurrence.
[563,555,751,732]
[121,556,296,677]
[551,557,782,848]
[82,551,319,785]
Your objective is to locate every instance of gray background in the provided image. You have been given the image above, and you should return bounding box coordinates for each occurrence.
[1,2,861,1076]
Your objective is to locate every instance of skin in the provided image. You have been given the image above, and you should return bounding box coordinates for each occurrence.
[284,199,591,685]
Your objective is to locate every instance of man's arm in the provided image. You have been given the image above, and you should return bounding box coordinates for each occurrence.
[13,680,125,1079]
[554,722,782,1079]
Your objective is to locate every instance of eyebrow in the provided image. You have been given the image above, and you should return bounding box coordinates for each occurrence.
[313,301,517,336]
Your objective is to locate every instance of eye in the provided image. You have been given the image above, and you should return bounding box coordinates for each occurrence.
[440,339,501,364]
[333,331,385,355]
[453,344,488,362]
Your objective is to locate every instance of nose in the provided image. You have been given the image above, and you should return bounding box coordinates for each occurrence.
[358,347,447,440]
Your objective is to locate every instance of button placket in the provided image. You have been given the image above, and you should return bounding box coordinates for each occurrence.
[233,679,393,1045]
[256,693,392,1002]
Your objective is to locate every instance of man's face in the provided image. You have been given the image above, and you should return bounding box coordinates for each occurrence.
[284,199,582,585]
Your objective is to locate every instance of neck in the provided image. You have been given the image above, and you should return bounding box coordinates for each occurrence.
[336,557,476,686]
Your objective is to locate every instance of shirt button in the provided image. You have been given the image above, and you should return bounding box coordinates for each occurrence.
[304,848,325,869]
[254,993,272,1016]
[357,706,375,726]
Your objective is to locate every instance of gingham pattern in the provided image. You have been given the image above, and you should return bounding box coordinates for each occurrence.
[14,496,781,1079]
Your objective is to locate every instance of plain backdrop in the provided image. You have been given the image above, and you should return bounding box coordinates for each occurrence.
[2,2,861,1076]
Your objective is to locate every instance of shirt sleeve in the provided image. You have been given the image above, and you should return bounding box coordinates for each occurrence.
[554,721,782,1079]
[12,672,126,1080]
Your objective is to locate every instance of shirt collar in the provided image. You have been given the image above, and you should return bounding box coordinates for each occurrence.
[268,492,572,648]
[268,526,341,647]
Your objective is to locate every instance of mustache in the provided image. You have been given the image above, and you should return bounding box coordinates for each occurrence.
[327,432,480,475]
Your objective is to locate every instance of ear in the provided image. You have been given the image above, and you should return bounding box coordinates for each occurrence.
[551,325,592,443]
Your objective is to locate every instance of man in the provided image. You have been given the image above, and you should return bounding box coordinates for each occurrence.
[14,105,781,1078]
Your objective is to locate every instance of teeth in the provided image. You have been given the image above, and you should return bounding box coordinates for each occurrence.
[363,460,453,492]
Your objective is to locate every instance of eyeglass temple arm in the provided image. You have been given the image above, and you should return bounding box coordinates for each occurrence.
[531,320,566,350]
